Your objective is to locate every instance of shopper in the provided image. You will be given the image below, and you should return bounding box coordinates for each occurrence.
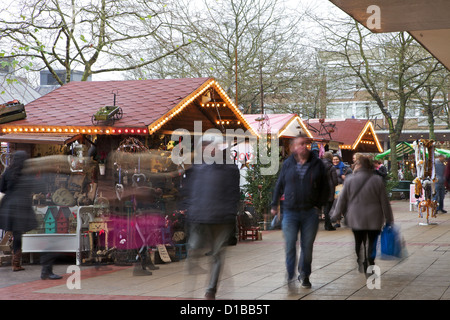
[373,159,388,180]
[322,152,338,230]
[445,157,450,191]
[184,134,240,300]
[271,134,329,289]
[0,151,37,272]
[331,155,394,273]
[433,154,447,213]
[332,154,352,184]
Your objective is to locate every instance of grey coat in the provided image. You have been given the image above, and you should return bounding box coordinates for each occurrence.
[331,168,394,230]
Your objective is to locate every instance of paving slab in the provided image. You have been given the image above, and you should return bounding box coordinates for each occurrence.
[1,196,450,302]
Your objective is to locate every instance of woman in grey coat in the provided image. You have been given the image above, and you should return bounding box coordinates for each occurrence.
[331,155,394,273]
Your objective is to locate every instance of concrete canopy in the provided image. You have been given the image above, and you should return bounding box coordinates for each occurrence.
[329,0,450,71]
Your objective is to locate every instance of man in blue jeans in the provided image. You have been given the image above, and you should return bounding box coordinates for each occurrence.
[271,134,329,289]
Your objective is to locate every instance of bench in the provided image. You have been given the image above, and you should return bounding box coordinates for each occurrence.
[391,180,411,199]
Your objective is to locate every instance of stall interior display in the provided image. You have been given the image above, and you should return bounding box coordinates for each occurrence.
[77,136,188,266]
[28,143,97,235]
[14,133,189,266]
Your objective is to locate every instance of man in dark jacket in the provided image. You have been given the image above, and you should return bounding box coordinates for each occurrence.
[271,134,329,289]
[322,152,339,230]
[184,134,240,300]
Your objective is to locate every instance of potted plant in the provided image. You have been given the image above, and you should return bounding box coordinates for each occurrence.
[243,137,279,230]
[97,151,108,175]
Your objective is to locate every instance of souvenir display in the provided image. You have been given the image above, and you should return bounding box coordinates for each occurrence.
[413,139,438,225]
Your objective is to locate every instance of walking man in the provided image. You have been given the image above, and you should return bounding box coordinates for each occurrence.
[271,134,329,289]
[184,134,241,300]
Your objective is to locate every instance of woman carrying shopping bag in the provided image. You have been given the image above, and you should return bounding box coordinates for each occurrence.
[331,155,394,273]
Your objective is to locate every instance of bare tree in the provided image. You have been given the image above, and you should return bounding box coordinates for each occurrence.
[312,15,441,179]
[410,61,450,138]
[128,0,310,114]
[0,0,192,85]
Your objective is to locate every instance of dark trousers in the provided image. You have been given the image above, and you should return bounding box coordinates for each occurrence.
[12,231,22,252]
[323,201,334,228]
[187,223,234,293]
[352,230,380,272]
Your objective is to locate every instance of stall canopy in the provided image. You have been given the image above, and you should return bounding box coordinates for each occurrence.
[375,141,450,160]
[0,133,81,145]
[0,77,257,142]
[375,141,414,160]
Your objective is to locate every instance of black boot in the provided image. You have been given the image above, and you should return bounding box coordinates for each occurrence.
[41,265,62,280]
[142,250,159,271]
[133,262,152,276]
[40,253,62,280]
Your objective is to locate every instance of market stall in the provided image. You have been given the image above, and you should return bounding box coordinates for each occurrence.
[306,118,383,164]
[0,77,256,266]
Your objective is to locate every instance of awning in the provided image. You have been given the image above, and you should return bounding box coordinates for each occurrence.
[375,142,413,160]
[436,148,450,158]
[0,133,81,145]
[375,141,450,160]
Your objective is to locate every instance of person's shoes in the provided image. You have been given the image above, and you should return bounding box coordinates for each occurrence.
[41,273,63,280]
[204,289,216,300]
[187,262,208,275]
[142,257,159,270]
[299,277,312,289]
[133,263,152,276]
[12,250,25,272]
[41,265,62,280]
[325,224,336,231]
[287,279,297,294]
[357,260,364,273]
[41,269,63,280]
[441,209,447,213]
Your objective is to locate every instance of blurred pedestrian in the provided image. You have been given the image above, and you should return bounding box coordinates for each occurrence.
[184,134,240,300]
[331,155,394,273]
[322,152,338,231]
[0,151,37,272]
[445,157,450,191]
[332,154,351,228]
[271,134,329,289]
[373,159,388,180]
[433,154,447,213]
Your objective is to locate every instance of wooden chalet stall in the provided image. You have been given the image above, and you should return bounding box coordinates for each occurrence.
[0,77,256,265]
[244,114,315,158]
[243,114,346,159]
[305,119,383,164]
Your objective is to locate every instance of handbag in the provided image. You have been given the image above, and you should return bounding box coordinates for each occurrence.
[380,224,404,259]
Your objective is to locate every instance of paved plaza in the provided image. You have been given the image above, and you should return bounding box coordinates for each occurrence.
[1,197,450,301]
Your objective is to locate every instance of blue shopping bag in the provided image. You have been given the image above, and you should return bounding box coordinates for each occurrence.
[380,224,404,259]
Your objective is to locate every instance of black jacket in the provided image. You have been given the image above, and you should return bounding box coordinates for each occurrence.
[184,162,240,224]
[271,152,329,211]
[322,157,339,202]
[0,151,37,232]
